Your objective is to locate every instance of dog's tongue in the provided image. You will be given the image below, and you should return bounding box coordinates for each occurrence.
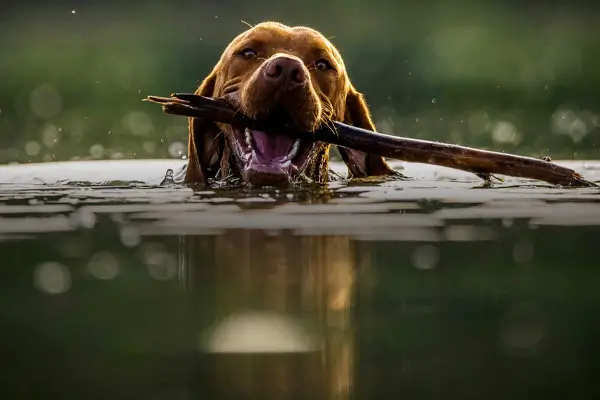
[251,130,294,161]
[244,129,300,186]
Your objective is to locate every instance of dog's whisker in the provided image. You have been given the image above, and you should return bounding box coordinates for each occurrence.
[210,131,223,148]
[240,20,254,28]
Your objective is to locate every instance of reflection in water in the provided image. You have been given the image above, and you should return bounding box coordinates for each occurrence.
[202,311,319,353]
[3,225,365,398]
[4,217,599,398]
[180,232,358,399]
[2,160,600,398]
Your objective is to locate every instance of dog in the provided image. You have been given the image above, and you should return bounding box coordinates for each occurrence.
[184,21,398,187]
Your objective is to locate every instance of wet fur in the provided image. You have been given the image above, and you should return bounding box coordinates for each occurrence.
[184,21,397,185]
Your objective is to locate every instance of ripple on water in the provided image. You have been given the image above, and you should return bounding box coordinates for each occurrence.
[0,159,598,239]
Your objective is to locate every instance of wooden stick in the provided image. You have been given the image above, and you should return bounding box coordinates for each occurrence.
[143,94,596,187]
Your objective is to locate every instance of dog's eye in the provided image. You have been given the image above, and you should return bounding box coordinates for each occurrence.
[239,48,257,59]
[315,59,332,71]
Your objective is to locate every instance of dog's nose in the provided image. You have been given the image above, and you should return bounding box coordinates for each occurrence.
[264,56,306,91]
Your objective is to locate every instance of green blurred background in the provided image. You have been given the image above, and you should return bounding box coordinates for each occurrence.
[1,0,599,165]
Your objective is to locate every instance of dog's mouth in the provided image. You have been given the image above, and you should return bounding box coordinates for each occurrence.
[230,126,313,186]
[218,93,318,187]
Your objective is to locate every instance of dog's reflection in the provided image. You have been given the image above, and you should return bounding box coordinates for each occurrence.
[180,231,368,399]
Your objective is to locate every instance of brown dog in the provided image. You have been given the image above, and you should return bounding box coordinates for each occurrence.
[185,21,398,187]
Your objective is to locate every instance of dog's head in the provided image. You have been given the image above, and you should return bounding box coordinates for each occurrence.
[185,21,395,186]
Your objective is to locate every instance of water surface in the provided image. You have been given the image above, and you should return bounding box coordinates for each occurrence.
[1,159,600,398]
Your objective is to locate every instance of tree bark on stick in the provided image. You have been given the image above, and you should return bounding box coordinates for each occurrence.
[144,93,596,187]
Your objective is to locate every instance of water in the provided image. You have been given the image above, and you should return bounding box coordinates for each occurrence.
[1,159,600,398]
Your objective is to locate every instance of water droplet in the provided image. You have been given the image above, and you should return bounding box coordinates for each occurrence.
[139,243,177,280]
[25,141,41,156]
[34,262,71,295]
[120,226,141,248]
[411,245,439,270]
[568,119,588,143]
[87,252,120,280]
[168,141,186,158]
[89,144,104,159]
[160,168,175,186]
[42,124,60,148]
[551,109,575,133]
[147,252,177,281]
[491,121,521,145]
[125,111,153,136]
[71,10,76,14]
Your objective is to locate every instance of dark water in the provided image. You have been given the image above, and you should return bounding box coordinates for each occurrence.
[2,160,600,399]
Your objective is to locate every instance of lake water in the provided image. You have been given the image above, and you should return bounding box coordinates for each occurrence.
[1,159,600,398]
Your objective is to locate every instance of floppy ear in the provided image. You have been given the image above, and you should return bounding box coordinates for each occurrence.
[338,87,398,178]
[184,67,224,184]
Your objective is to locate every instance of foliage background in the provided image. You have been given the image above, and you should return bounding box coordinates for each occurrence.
[1,0,600,164]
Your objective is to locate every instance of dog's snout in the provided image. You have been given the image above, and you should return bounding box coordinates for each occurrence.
[263,56,306,91]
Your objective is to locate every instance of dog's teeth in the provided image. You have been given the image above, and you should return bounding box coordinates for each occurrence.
[245,128,252,148]
[288,139,301,160]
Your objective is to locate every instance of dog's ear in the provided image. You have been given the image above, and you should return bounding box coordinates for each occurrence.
[338,86,398,178]
[184,67,224,184]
